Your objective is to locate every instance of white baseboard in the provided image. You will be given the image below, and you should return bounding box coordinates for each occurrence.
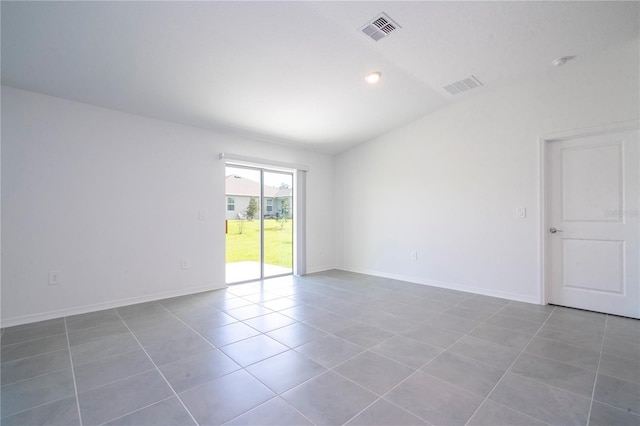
[339,266,541,305]
[1,283,227,328]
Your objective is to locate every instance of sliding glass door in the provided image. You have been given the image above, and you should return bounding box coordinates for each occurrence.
[225,165,293,284]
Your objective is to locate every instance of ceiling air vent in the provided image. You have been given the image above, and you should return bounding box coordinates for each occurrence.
[359,13,401,42]
[443,75,484,95]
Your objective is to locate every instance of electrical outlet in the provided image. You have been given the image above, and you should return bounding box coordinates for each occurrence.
[516,207,527,218]
[410,251,418,261]
[49,271,61,285]
[181,258,191,270]
[198,210,207,220]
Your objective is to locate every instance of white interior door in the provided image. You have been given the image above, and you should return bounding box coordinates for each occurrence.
[547,128,639,318]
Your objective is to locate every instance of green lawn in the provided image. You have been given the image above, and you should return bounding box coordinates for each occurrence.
[225,219,293,267]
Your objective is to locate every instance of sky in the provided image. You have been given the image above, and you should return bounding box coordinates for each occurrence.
[226,166,292,188]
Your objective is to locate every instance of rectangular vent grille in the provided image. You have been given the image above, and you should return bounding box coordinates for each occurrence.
[443,75,484,95]
[359,13,401,42]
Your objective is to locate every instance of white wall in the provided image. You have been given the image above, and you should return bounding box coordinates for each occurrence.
[1,87,335,325]
[335,38,640,303]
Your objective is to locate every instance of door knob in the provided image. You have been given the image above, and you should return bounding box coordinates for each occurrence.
[549,227,563,234]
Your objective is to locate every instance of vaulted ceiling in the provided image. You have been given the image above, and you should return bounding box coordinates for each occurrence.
[2,1,638,153]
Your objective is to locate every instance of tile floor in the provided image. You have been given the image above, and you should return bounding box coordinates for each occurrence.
[1,270,638,426]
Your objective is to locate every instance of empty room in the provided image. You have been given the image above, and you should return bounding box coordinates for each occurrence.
[1,1,639,426]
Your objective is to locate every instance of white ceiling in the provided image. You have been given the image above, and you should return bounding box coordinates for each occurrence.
[2,1,638,154]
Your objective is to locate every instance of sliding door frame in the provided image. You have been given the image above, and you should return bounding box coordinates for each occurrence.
[225,163,295,284]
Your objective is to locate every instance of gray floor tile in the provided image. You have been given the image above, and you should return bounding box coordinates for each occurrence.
[599,352,640,384]
[537,324,604,352]
[1,369,75,418]
[447,335,520,370]
[511,353,596,397]
[244,312,298,333]
[603,333,640,361]
[1,348,71,385]
[401,323,463,349]
[266,323,327,348]
[220,334,288,367]
[200,321,261,347]
[489,372,591,426]
[594,373,640,415]
[159,349,240,393]
[485,314,543,334]
[3,318,64,333]
[334,351,415,395]
[443,305,495,322]
[334,324,394,348]
[345,399,428,426]
[66,309,121,332]
[495,305,552,323]
[128,322,195,348]
[384,302,439,322]
[549,307,606,325]
[427,313,481,334]
[246,350,326,393]
[303,312,358,333]
[174,308,237,331]
[70,332,141,366]
[242,291,284,304]
[371,335,441,369]
[180,369,275,425]
[505,301,555,313]
[605,317,640,344]
[122,311,182,333]
[74,349,155,393]
[208,297,254,311]
[224,397,313,426]
[296,335,364,368]
[67,322,131,347]
[224,305,273,321]
[1,322,67,346]
[116,302,166,319]
[144,332,215,366]
[357,311,418,334]
[159,295,208,312]
[78,369,173,426]
[259,297,300,311]
[1,333,68,363]
[103,397,196,426]
[422,351,505,397]
[1,395,80,426]
[525,336,600,371]
[467,400,547,426]
[589,400,640,426]
[545,313,606,335]
[282,371,377,425]
[385,371,483,426]
[280,305,329,321]
[469,324,534,351]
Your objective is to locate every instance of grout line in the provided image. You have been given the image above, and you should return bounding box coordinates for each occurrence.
[585,314,608,426]
[63,317,84,426]
[114,310,200,426]
[462,305,557,426]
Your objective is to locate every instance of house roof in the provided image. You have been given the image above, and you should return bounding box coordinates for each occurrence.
[226,175,291,198]
[2,2,638,154]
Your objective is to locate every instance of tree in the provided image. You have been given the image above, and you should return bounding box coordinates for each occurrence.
[246,197,258,221]
[278,198,290,230]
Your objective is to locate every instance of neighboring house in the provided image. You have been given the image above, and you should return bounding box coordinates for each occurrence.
[225,175,292,220]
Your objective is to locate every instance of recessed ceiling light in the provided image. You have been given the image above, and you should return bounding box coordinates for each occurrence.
[365,72,382,84]
[552,56,576,67]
